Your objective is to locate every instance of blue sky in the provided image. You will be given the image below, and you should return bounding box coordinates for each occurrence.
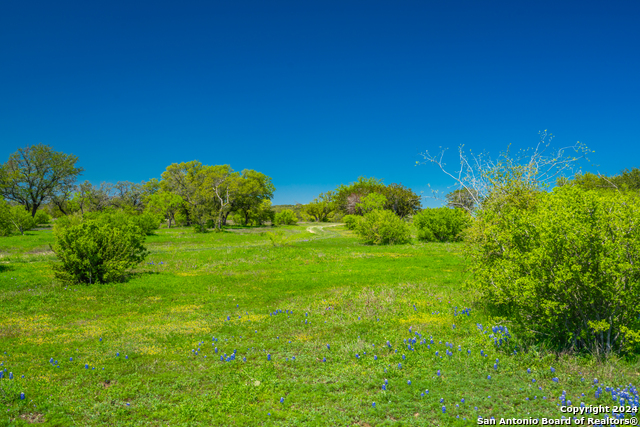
[1,0,638,206]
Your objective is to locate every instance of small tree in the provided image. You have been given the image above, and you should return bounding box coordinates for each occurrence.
[145,191,184,228]
[304,191,335,222]
[3,205,36,235]
[381,183,422,218]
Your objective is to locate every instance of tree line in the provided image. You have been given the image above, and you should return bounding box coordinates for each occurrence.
[0,144,275,234]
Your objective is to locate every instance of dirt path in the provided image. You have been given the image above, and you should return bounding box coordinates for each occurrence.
[306,224,341,234]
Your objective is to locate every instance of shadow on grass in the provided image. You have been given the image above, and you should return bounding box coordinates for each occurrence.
[128,270,161,281]
[0,264,14,274]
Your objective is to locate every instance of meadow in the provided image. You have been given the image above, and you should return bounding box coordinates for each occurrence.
[0,224,637,426]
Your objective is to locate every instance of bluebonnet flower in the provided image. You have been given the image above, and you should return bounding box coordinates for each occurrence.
[267,354,271,361]
[398,363,402,369]
[382,384,386,391]
[20,392,25,400]
[527,368,531,374]
[550,367,556,373]
[116,352,119,357]
[327,344,330,350]
[408,380,411,385]
[488,375,491,380]
[402,354,405,360]
[442,406,446,413]
[280,397,284,403]
[374,355,378,360]
[372,402,376,408]
[437,370,441,376]
[9,372,13,379]
[85,364,89,369]
[322,357,326,362]
[440,398,444,403]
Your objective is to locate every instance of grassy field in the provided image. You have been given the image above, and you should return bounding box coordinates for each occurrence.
[0,224,637,426]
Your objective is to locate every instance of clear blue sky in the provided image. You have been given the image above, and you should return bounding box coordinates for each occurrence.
[1,0,638,206]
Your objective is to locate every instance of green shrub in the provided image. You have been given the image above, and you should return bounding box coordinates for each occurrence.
[466,186,640,355]
[34,210,51,225]
[231,212,247,226]
[0,201,13,236]
[52,213,84,233]
[342,214,360,230]
[413,207,470,242]
[274,209,298,225]
[355,209,411,245]
[0,205,36,235]
[265,230,291,247]
[129,212,161,235]
[50,219,148,284]
[356,193,387,214]
[80,211,160,235]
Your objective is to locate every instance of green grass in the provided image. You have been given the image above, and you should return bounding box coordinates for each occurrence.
[0,224,638,426]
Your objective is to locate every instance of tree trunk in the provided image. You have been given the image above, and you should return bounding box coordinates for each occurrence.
[217,210,224,230]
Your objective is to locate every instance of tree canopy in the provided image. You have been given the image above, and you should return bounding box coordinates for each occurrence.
[0,144,83,216]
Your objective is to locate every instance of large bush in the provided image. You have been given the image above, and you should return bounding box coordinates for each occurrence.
[466,186,640,355]
[413,207,470,242]
[355,209,411,245]
[274,209,298,225]
[50,219,148,284]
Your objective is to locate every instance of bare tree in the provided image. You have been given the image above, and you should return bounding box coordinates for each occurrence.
[417,131,592,212]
